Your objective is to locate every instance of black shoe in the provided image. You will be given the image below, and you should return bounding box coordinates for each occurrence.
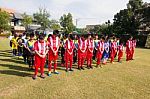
[90,66,93,69]
[69,69,74,71]
[81,67,85,70]
[65,69,68,72]
[40,74,45,79]
[77,67,81,70]
[32,75,37,80]
[87,66,90,69]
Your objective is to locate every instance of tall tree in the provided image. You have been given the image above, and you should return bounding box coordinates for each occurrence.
[60,13,75,33]
[0,10,10,33]
[22,13,32,29]
[50,19,61,30]
[33,8,50,30]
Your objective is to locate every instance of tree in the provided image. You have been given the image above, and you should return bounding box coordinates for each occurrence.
[49,19,61,30]
[22,13,32,29]
[0,10,10,33]
[33,8,50,30]
[60,13,75,33]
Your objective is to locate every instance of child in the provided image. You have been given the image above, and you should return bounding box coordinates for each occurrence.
[110,37,117,63]
[96,37,105,68]
[87,33,94,69]
[64,34,74,72]
[17,34,23,57]
[11,33,18,56]
[131,39,136,60]
[78,35,87,70]
[73,35,78,64]
[47,30,60,76]
[102,37,109,65]
[118,41,124,62]
[32,34,49,79]
[126,36,133,61]
[26,33,35,69]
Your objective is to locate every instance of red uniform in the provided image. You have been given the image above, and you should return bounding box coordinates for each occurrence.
[47,36,60,72]
[110,41,117,63]
[87,39,94,67]
[34,41,48,75]
[126,40,132,61]
[78,38,87,68]
[64,39,74,70]
[96,40,104,65]
[118,44,124,62]
[131,40,136,60]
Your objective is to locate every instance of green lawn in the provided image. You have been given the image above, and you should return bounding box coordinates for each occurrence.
[0,38,150,99]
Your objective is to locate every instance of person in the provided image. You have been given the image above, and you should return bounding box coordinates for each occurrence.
[131,39,136,60]
[73,35,78,64]
[118,41,124,62]
[93,34,99,60]
[17,34,24,57]
[96,37,105,68]
[78,35,87,70]
[32,34,49,80]
[47,30,60,76]
[26,33,35,69]
[64,34,74,72]
[86,33,94,69]
[22,33,29,64]
[126,36,133,61]
[110,37,117,63]
[11,33,18,56]
[60,34,68,66]
[102,37,110,65]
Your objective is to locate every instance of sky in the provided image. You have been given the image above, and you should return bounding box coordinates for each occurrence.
[0,0,149,28]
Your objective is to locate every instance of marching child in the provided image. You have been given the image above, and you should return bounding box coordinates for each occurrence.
[64,34,74,72]
[131,39,136,60]
[96,37,105,68]
[32,34,49,79]
[118,41,124,62]
[87,33,94,69]
[110,37,117,63]
[126,36,133,61]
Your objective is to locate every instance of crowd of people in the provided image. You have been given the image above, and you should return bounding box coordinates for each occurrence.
[10,30,137,80]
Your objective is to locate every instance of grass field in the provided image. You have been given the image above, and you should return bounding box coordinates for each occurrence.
[0,37,150,99]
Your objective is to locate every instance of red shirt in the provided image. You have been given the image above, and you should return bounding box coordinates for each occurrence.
[48,36,60,51]
[78,38,87,51]
[111,41,117,51]
[34,41,48,55]
[97,41,104,54]
[87,39,94,52]
[65,39,74,53]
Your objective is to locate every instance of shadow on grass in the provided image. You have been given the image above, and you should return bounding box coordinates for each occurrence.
[0,70,32,77]
[0,58,25,65]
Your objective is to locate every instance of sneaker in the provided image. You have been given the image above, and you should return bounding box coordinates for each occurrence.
[81,67,85,70]
[90,66,93,69]
[87,66,90,69]
[54,71,59,74]
[77,67,81,70]
[32,75,37,80]
[65,69,68,72]
[69,69,74,71]
[47,72,52,76]
[40,74,45,79]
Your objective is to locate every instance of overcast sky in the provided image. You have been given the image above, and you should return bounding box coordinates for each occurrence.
[0,0,149,28]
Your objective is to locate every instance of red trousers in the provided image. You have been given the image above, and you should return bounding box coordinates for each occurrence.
[131,49,134,60]
[87,51,93,66]
[96,52,103,65]
[78,50,86,67]
[110,50,116,62]
[34,55,46,75]
[65,52,73,70]
[48,51,58,72]
[118,52,123,62]
[126,50,131,61]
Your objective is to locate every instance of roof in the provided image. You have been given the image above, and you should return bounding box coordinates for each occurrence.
[0,8,15,14]
[13,13,23,19]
